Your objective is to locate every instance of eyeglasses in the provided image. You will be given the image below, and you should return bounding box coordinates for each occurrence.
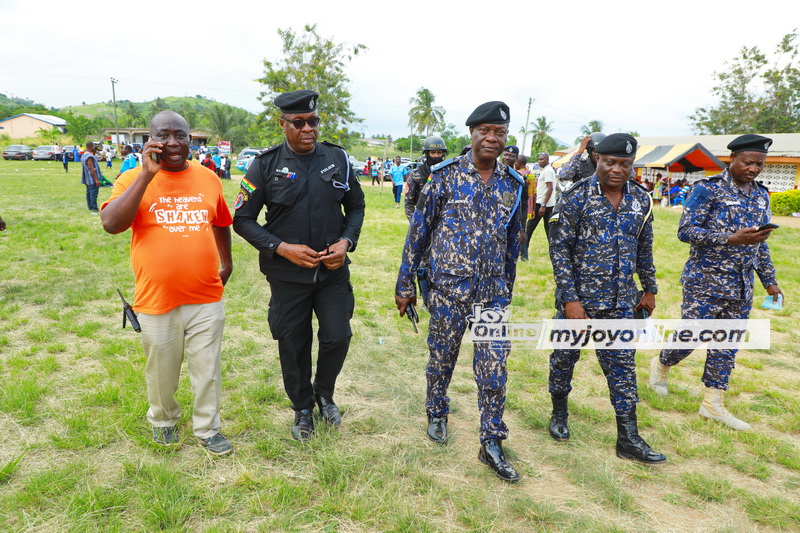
[282,116,320,129]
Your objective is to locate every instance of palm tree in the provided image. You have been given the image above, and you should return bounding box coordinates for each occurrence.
[202,104,254,150]
[530,116,554,154]
[122,102,144,128]
[575,120,603,143]
[150,97,170,116]
[408,88,445,137]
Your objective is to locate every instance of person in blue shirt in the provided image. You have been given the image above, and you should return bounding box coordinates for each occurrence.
[117,145,138,177]
[212,152,222,178]
[389,156,410,208]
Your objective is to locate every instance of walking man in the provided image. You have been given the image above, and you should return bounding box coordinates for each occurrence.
[396,101,525,482]
[233,90,365,441]
[650,134,782,430]
[101,110,234,455]
[547,133,665,464]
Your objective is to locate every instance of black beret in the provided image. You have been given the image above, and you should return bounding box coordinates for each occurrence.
[594,133,637,157]
[273,90,319,114]
[465,101,510,126]
[727,134,773,153]
[503,145,519,155]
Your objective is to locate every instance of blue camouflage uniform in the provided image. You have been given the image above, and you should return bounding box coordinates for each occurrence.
[659,170,777,389]
[396,151,525,443]
[548,175,656,414]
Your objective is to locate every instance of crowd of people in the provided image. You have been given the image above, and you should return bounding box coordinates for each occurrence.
[1,90,782,482]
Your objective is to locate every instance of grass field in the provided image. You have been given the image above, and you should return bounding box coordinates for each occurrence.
[0,157,799,532]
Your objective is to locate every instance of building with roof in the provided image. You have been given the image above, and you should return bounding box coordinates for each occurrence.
[0,113,68,138]
[553,133,800,192]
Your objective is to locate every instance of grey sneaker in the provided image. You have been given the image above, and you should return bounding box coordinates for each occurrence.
[152,426,179,445]
[198,433,233,456]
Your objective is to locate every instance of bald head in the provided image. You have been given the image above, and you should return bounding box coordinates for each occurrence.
[149,110,189,134]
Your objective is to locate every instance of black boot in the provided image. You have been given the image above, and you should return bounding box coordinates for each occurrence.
[427,415,447,444]
[549,395,570,441]
[615,410,666,464]
[478,440,521,482]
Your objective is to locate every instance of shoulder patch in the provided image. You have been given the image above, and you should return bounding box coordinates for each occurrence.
[549,212,561,223]
[256,144,281,158]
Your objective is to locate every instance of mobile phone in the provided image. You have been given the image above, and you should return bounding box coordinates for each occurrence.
[758,223,779,231]
[150,151,160,163]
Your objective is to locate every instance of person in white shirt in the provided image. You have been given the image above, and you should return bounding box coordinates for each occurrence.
[527,152,557,241]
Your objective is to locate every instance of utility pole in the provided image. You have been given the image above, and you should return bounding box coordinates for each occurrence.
[521,97,534,157]
[110,77,120,154]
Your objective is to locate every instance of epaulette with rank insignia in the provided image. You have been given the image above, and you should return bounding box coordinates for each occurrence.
[427,157,457,183]
[321,140,345,150]
[256,144,281,158]
[755,180,769,192]
[507,166,524,186]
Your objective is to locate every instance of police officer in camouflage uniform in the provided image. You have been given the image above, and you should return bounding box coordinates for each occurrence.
[557,132,606,188]
[547,133,666,464]
[233,90,366,442]
[650,134,782,431]
[395,101,525,482]
[404,136,448,220]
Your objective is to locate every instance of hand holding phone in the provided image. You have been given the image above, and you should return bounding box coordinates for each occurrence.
[758,223,779,231]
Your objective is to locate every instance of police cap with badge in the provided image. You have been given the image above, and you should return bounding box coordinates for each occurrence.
[503,145,520,155]
[465,101,510,126]
[727,134,773,154]
[594,133,637,157]
[274,90,319,114]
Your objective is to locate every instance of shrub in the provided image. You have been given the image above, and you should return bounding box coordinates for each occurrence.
[770,189,800,216]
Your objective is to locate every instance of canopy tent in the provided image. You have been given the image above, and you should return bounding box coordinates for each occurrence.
[633,143,725,173]
[551,142,726,173]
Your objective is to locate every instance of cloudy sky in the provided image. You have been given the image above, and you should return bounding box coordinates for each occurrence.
[2,0,797,150]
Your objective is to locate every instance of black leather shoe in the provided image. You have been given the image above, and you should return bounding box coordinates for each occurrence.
[549,395,570,441]
[615,411,666,464]
[478,440,521,482]
[427,415,447,443]
[315,394,342,426]
[291,409,315,441]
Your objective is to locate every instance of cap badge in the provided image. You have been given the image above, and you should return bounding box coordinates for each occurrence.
[625,141,633,154]
[500,109,507,120]
[764,141,770,150]
[310,97,315,109]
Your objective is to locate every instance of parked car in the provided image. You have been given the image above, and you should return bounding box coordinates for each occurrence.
[235,148,263,172]
[33,145,58,160]
[61,145,78,160]
[2,145,33,160]
[237,147,262,160]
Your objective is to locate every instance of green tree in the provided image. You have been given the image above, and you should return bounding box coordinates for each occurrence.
[202,104,257,152]
[150,97,170,116]
[576,120,604,143]
[691,30,800,134]
[121,102,145,128]
[63,112,106,145]
[256,24,367,148]
[408,88,445,137]
[176,102,201,130]
[439,122,470,156]
[530,116,556,155]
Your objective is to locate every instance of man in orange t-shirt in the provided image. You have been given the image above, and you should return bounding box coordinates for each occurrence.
[101,110,234,455]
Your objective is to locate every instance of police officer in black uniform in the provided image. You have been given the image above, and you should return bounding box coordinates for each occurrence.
[232,90,366,441]
[404,135,447,220]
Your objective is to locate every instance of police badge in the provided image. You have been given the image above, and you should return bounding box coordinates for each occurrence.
[502,191,515,208]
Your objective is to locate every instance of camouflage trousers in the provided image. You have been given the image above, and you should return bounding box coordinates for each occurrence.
[659,292,752,390]
[426,288,510,443]
[549,307,639,415]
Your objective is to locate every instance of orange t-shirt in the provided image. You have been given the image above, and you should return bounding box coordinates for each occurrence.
[102,165,233,314]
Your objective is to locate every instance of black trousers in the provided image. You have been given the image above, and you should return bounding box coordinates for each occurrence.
[522,204,552,258]
[267,268,355,411]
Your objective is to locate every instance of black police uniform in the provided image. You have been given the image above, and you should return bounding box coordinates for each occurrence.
[233,140,365,412]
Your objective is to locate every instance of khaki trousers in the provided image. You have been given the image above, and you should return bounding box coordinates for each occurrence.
[139,300,225,438]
